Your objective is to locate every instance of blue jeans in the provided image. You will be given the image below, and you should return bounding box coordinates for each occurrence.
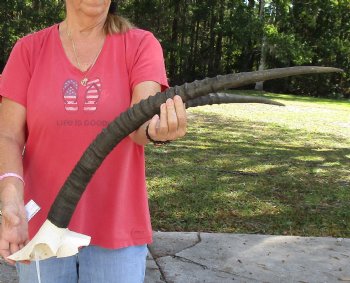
[16,245,148,283]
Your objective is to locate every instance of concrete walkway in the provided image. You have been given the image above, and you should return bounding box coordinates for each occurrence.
[1,232,349,283]
[146,232,350,283]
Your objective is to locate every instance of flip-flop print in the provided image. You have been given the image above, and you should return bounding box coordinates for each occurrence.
[84,78,101,112]
[63,79,79,111]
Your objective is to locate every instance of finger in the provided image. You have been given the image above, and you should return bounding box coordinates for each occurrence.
[4,258,16,265]
[0,248,10,260]
[10,243,20,255]
[173,95,187,137]
[0,238,10,257]
[147,114,159,140]
[158,103,168,139]
[4,258,16,266]
[166,98,178,135]
[0,248,14,266]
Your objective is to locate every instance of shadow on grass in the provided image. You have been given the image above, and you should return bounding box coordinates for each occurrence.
[146,111,350,238]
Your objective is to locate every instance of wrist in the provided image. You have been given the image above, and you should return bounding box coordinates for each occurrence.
[0,181,24,204]
[0,173,24,185]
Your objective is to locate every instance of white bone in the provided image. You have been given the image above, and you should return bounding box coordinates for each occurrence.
[8,220,91,261]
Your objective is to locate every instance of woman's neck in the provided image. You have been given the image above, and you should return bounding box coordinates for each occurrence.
[64,14,106,39]
[63,0,109,38]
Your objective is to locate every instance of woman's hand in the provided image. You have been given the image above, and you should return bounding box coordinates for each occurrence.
[129,82,188,145]
[0,190,28,265]
[147,95,187,143]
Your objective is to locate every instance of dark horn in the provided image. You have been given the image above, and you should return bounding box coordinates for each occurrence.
[186,92,285,108]
[48,66,342,227]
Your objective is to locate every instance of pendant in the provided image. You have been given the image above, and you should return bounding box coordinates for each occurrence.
[81,78,88,86]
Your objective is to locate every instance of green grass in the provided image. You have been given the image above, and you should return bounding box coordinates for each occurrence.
[145,91,350,237]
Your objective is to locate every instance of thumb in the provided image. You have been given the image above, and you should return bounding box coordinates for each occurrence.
[150,114,160,126]
[148,114,160,137]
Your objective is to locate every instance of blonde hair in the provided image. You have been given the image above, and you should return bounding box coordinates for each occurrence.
[104,14,134,35]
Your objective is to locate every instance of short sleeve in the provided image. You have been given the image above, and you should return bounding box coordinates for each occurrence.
[0,39,31,107]
[127,30,169,92]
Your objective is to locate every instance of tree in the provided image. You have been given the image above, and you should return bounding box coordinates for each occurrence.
[1,0,349,98]
[0,0,64,71]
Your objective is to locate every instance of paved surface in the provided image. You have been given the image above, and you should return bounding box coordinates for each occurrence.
[147,232,350,283]
[1,232,349,283]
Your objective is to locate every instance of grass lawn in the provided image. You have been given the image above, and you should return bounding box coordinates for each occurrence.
[145,90,350,238]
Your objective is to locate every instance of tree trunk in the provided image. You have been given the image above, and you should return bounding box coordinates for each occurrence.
[255,0,267,91]
[191,20,200,79]
[255,35,267,90]
[168,1,180,82]
[207,2,217,76]
[214,0,225,75]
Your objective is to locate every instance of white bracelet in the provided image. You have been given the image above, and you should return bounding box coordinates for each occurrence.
[0,173,25,185]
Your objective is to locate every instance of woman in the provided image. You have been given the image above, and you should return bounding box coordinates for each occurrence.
[0,0,187,282]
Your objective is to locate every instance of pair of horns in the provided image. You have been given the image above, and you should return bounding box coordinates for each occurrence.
[48,66,342,228]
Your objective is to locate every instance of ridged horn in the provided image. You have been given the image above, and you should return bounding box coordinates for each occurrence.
[48,66,342,227]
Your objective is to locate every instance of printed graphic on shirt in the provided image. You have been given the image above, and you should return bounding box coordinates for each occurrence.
[63,79,79,111]
[59,78,106,127]
[56,119,108,127]
[84,78,101,112]
[62,78,102,112]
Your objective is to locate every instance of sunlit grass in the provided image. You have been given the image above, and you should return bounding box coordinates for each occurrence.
[145,91,350,237]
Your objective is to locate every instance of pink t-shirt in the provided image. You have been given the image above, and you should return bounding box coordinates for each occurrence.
[0,24,168,249]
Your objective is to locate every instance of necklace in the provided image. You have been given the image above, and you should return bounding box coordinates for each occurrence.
[66,27,104,86]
